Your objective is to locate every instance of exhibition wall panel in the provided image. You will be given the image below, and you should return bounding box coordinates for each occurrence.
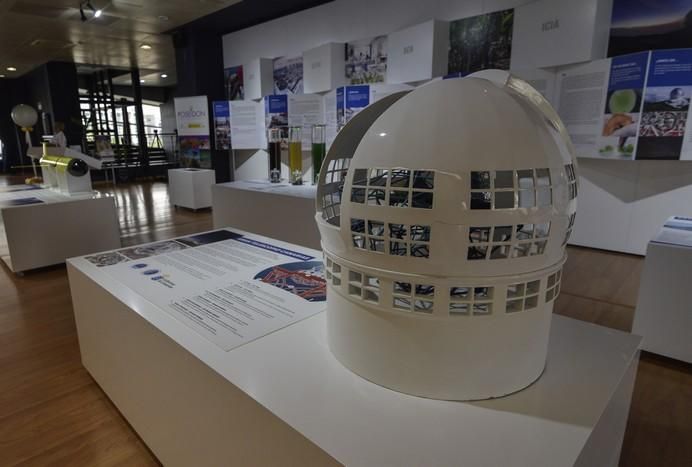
[222,0,533,182]
[570,159,692,255]
[221,0,691,255]
[222,0,530,69]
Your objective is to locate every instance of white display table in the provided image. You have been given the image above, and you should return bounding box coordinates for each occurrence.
[68,229,641,467]
[0,185,120,273]
[633,217,692,363]
[212,180,320,249]
[168,168,215,210]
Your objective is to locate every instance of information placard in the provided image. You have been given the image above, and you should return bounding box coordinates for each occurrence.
[229,100,263,149]
[80,229,326,351]
[288,94,325,147]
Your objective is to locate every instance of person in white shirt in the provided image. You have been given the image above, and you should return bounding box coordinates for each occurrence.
[51,121,67,149]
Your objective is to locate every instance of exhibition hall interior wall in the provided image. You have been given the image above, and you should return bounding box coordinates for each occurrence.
[221,0,692,255]
[222,0,538,182]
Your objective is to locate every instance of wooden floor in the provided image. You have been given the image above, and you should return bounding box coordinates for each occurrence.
[0,177,690,466]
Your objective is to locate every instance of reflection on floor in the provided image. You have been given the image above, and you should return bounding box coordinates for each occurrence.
[0,178,689,467]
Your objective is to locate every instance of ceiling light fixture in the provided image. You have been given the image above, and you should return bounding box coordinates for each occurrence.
[140,79,146,84]
[0,74,6,78]
[7,66,17,72]
[160,73,168,78]
[140,44,152,50]
[79,1,101,21]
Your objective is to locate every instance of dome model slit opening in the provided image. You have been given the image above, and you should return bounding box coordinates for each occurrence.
[315,71,578,401]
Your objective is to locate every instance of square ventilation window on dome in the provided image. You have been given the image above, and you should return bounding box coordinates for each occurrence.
[470,169,553,211]
[467,223,550,261]
[449,285,494,316]
[345,267,381,304]
[506,279,541,313]
[545,269,562,302]
[392,282,435,313]
[351,167,435,209]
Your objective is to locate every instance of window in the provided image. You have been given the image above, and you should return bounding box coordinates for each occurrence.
[449,286,494,316]
[468,223,550,260]
[506,280,541,313]
[393,282,435,313]
[470,168,553,210]
[351,219,431,258]
[325,259,342,287]
[565,164,578,200]
[562,212,576,246]
[351,167,435,209]
[347,268,381,304]
[321,158,350,225]
[545,270,562,302]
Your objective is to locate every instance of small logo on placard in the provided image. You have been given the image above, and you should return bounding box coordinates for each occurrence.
[403,45,414,55]
[542,19,559,32]
[312,61,321,69]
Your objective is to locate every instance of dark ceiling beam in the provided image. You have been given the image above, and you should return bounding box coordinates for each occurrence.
[167,0,333,37]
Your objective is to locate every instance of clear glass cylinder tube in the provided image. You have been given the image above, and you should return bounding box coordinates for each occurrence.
[288,126,302,185]
[311,124,326,185]
[267,128,282,183]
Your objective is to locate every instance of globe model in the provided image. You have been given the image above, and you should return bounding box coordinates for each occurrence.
[315,71,578,400]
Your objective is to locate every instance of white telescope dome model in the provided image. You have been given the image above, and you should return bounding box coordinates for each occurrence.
[315,71,578,400]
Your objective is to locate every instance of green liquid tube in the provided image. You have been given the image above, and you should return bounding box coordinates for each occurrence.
[288,126,303,185]
[311,124,326,185]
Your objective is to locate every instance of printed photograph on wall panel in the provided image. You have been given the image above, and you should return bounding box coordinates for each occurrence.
[345,36,388,84]
[448,9,514,76]
[273,56,304,95]
[608,0,692,57]
[224,66,244,101]
[265,95,289,137]
[213,101,231,150]
[637,49,692,160]
[598,52,649,159]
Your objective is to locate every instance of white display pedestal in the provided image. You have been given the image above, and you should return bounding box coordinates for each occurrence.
[212,180,319,249]
[633,219,692,363]
[0,187,120,273]
[68,233,641,467]
[168,168,215,210]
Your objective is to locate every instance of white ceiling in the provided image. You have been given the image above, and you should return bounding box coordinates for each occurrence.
[0,0,242,86]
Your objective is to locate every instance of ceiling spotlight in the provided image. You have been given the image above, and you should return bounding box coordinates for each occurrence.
[140,44,152,50]
[0,74,5,78]
[140,79,146,84]
[160,73,168,78]
[79,1,100,20]
[6,66,17,72]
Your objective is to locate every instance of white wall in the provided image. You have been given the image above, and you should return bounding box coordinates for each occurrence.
[223,0,534,181]
[222,0,692,256]
[222,0,533,68]
[570,159,692,255]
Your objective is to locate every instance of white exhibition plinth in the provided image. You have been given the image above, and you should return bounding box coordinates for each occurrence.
[0,186,120,273]
[168,168,215,210]
[633,218,692,363]
[68,232,640,467]
[212,180,320,249]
